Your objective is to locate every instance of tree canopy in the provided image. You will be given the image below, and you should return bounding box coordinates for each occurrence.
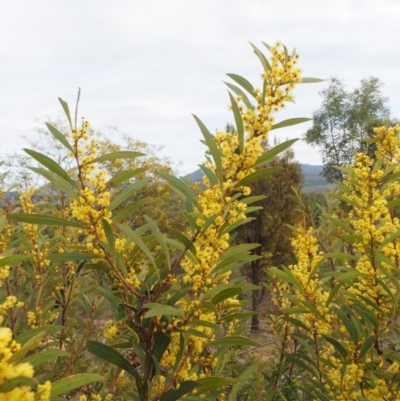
[304,77,394,182]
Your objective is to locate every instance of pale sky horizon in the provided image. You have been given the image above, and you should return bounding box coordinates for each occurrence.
[1,0,400,175]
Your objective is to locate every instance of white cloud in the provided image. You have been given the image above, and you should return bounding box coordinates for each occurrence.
[1,0,399,174]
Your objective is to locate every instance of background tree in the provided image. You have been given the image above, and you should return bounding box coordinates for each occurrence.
[304,77,393,182]
[3,121,186,233]
[238,145,303,332]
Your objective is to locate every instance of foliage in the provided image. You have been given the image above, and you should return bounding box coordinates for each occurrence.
[304,77,394,182]
[268,124,400,400]
[0,41,317,400]
[236,146,303,332]
[3,123,186,234]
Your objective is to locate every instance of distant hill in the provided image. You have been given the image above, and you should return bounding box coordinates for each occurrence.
[186,164,330,190]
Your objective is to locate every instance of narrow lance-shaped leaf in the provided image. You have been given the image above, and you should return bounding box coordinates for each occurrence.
[224,81,253,109]
[228,91,244,153]
[299,77,325,83]
[144,303,183,318]
[254,138,299,167]
[249,42,271,71]
[193,115,223,184]
[47,252,98,262]
[8,214,84,229]
[112,198,148,223]
[46,122,74,152]
[107,168,145,186]
[0,254,31,267]
[24,349,69,368]
[116,223,157,269]
[145,215,170,268]
[108,177,151,211]
[206,336,260,347]
[234,167,282,188]
[28,167,78,199]
[85,151,145,165]
[226,73,255,98]
[23,149,78,189]
[58,97,73,129]
[160,381,200,401]
[51,374,105,397]
[199,164,218,186]
[87,341,142,384]
[0,377,38,393]
[158,171,200,210]
[271,118,311,130]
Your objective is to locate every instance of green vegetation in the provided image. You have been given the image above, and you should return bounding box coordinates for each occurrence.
[2,39,400,401]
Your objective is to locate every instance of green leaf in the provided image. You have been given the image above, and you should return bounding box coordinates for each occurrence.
[220,217,254,235]
[107,168,145,186]
[336,270,363,283]
[358,336,375,359]
[193,115,224,184]
[108,177,151,210]
[206,336,260,347]
[58,97,72,128]
[269,267,299,287]
[271,118,311,130]
[9,214,84,229]
[387,198,400,209]
[145,215,170,268]
[87,341,142,384]
[299,77,325,83]
[47,252,98,262]
[0,254,31,267]
[46,123,74,152]
[16,326,63,346]
[116,224,156,269]
[212,288,242,305]
[281,316,310,331]
[169,228,197,256]
[249,42,271,71]
[229,366,256,401]
[226,73,255,98]
[198,165,218,186]
[112,198,148,223]
[158,172,200,210]
[24,349,69,368]
[234,167,281,188]
[254,139,299,167]
[151,333,171,378]
[51,374,105,397]
[224,82,253,109]
[332,306,358,344]
[228,92,244,153]
[195,377,234,395]
[84,263,111,271]
[322,336,348,358]
[0,376,38,392]
[29,167,78,199]
[23,149,77,188]
[323,215,354,234]
[144,303,183,318]
[378,227,400,250]
[160,381,200,401]
[86,151,145,164]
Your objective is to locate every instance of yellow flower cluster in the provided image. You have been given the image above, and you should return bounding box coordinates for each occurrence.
[19,188,51,277]
[69,122,112,253]
[103,320,119,340]
[0,327,51,401]
[343,127,400,317]
[164,42,303,389]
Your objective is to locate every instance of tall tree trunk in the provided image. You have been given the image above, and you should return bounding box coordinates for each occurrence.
[250,259,261,332]
[251,288,260,332]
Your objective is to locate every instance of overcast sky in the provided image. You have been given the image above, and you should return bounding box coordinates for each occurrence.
[1,0,400,175]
